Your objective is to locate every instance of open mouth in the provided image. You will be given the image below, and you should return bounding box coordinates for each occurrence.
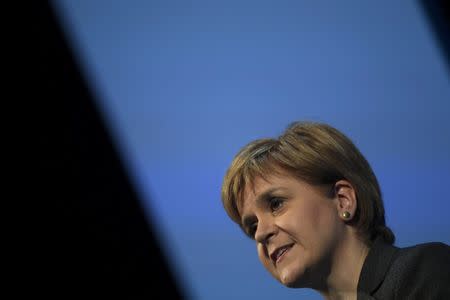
[271,244,294,265]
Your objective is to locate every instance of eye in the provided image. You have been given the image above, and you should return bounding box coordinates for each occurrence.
[269,197,284,212]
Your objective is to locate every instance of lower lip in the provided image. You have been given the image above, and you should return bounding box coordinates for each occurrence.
[276,245,293,264]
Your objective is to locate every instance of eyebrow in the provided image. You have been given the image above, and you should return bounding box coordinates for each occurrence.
[241,187,286,232]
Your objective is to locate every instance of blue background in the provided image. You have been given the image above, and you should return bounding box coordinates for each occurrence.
[51,1,450,299]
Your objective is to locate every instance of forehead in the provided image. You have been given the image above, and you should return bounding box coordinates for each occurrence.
[239,173,294,213]
[239,172,329,218]
[242,175,275,201]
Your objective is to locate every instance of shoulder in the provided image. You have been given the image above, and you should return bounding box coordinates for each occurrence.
[359,238,450,299]
[390,242,450,299]
[395,242,450,274]
[398,241,449,259]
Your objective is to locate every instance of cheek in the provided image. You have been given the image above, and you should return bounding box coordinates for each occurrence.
[278,202,336,242]
[279,208,313,235]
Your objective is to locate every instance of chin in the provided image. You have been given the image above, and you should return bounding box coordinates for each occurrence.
[282,280,300,288]
[277,265,313,289]
[280,277,305,289]
[278,269,304,288]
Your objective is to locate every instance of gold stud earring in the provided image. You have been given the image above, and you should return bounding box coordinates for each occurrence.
[342,211,351,219]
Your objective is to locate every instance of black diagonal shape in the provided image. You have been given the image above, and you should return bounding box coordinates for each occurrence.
[419,0,450,73]
[37,2,187,298]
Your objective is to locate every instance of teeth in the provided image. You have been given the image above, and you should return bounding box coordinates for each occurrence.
[276,246,289,260]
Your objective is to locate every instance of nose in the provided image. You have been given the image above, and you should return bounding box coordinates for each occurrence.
[254,216,276,244]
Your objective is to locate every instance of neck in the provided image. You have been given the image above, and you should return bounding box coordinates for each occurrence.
[317,233,369,300]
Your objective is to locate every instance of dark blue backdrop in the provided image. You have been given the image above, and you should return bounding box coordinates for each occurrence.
[52,1,450,299]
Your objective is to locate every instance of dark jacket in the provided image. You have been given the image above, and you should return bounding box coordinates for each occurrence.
[357,237,450,299]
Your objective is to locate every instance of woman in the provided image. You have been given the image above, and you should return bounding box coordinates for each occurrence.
[221,121,450,300]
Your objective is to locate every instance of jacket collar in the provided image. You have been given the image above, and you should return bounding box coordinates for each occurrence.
[357,236,399,295]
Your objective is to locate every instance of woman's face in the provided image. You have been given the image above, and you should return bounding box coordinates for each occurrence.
[239,173,345,288]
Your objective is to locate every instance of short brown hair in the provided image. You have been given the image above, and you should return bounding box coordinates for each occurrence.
[221,121,394,245]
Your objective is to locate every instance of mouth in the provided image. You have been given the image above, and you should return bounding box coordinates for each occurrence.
[270,244,294,265]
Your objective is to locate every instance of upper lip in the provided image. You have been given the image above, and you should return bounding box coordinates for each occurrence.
[270,244,294,264]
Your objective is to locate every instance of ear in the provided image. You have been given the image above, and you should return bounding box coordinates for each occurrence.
[333,180,357,221]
